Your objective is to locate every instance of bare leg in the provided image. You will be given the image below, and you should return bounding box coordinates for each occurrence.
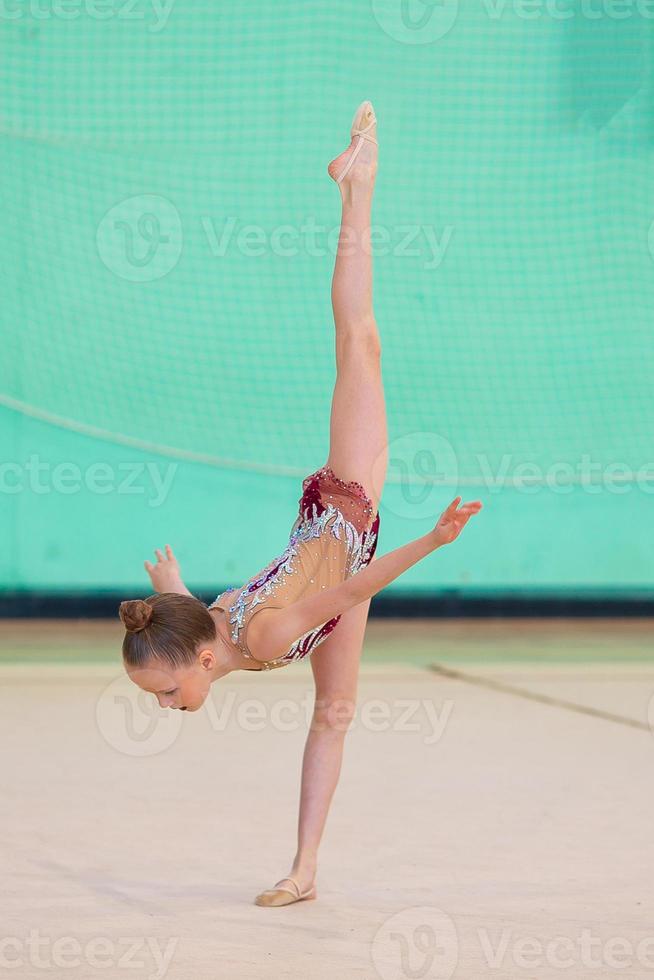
[270,596,373,897]
[261,106,388,901]
[331,183,376,330]
[326,106,388,511]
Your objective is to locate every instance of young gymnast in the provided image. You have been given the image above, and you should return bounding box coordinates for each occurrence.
[120,101,482,907]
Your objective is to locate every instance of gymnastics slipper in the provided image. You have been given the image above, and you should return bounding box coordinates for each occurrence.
[331,100,378,184]
[254,875,317,907]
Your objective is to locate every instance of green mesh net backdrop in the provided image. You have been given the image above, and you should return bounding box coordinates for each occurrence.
[1,1,653,594]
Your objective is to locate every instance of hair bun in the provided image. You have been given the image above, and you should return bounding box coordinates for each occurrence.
[119,598,154,632]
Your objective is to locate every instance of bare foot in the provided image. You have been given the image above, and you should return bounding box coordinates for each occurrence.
[327,101,378,188]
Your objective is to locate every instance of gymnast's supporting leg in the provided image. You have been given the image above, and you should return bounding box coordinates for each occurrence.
[256,104,387,904]
[257,595,376,904]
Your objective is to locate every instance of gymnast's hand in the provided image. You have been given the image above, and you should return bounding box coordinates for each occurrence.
[144,543,185,593]
[431,496,483,547]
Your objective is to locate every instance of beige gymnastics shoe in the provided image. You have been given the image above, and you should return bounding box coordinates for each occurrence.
[328,100,378,185]
[254,875,317,907]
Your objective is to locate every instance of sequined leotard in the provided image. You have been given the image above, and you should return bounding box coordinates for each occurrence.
[208,465,380,671]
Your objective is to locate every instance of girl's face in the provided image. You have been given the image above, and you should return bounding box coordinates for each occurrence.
[127,657,212,712]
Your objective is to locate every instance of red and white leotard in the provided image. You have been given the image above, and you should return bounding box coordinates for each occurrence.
[208,465,380,670]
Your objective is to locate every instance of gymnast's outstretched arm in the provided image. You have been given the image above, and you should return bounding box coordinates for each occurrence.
[249,496,483,663]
